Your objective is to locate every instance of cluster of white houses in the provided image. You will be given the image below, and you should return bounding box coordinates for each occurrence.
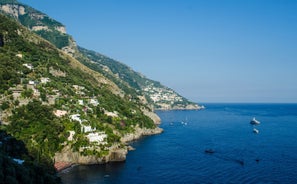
[53,111,108,145]
[9,78,108,145]
[143,84,183,109]
[68,114,107,144]
[143,84,183,103]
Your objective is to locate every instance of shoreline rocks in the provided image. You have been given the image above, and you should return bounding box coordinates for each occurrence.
[120,126,163,143]
[54,162,73,172]
[54,126,163,172]
[155,104,205,111]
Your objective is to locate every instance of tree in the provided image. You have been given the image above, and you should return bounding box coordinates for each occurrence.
[7,100,65,164]
[21,88,33,98]
[1,101,10,110]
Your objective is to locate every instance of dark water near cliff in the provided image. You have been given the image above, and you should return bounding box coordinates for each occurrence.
[60,103,297,183]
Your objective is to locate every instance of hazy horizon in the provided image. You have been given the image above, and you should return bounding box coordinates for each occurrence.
[19,0,297,103]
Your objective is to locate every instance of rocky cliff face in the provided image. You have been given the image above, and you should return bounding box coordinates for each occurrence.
[120,126,163,143]
[0,2,72,50]
[54,126,163,165]
[0,4,25,18]
[0,3,66,33]
[54,145,128,165]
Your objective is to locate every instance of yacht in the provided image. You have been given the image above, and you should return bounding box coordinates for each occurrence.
[250,117,260,125]
[253,128,259,134]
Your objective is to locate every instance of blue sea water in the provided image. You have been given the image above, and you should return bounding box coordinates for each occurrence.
[60,103,297,184]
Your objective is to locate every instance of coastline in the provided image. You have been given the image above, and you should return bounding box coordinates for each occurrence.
[155,104,205,111]
[156,107,204,111]
[54,162,73,172]
[54,106,203,173]
[54,126,163,173]
[54,106,205,173]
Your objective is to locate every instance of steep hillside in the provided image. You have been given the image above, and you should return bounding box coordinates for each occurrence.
[0,0,71,49]
[0,12,161,174]
[0,0,202,110]
[78,47,201,110]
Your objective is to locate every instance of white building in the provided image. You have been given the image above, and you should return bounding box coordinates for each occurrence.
[69,114,82,123]
[105,111,118,117]
[28,80,35,85]
[89,99,99,106]
[54,110,67,117]
[40,77,50,84]
[68,131,75,141]
[82,125,95,133]
[86,132,107,143]
[23,63,33,70]
[16,53,23,58]
[78,100,84,105]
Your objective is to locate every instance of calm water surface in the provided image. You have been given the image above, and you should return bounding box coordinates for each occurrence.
[60,103,297,183]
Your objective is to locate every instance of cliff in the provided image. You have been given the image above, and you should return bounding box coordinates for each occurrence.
[54,126,163,166]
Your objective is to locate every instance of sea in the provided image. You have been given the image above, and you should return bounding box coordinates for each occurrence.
[59,103,297,184]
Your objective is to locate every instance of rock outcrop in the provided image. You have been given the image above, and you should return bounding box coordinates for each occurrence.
[54,145,128,165]
[142,109,161,124]
[0,4,25,18]
[0,3,67,35]
[120,126,163,143]
[54,126,163,166]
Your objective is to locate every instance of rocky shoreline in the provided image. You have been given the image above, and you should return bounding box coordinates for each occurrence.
[54,106,203,172]
[155,104,205,111]
[53,105,204,172]
[54,126,163,172]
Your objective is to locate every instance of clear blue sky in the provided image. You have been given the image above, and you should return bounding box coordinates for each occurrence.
[19,0,297,103]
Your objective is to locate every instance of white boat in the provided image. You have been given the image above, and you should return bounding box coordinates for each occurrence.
[250,117,260,125]
[253,128,259,134]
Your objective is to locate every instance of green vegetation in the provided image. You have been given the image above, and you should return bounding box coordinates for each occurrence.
[7,100,66,161]
[0,130,61,184]
[0,0,198,179]
[34,30,70,49]
[78,47,144,91]
[0,0,198,110]
[0,33,3,47]
[0,0,68,49]
[0,11,156,173]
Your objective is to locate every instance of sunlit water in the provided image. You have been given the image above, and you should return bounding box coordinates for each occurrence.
[60,103,297,183]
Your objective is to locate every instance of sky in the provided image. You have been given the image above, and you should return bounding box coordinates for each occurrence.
[19,0,297,103]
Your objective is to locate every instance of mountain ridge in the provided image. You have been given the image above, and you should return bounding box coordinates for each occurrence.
[0,0,202,110]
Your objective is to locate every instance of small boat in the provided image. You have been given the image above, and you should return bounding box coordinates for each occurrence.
[250,117,260,125]
[253,128,259,134]
[181,121,187,126]
[204,149,215,154]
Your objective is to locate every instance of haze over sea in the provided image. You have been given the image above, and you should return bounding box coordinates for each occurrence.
[60,103,297,183]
